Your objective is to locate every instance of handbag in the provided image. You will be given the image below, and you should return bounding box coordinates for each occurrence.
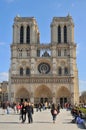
[54,109,57,115]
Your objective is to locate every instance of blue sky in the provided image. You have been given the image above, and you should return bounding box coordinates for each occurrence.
[0,0,86,93]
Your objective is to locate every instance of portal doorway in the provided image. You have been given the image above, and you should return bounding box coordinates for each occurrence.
[34,85,53,104]
[60,97,67,108]
[15,87,30,103]
[20,98,29,103]
[40,97,48,103]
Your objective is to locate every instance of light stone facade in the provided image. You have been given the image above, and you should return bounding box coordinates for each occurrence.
[9,15,79,105]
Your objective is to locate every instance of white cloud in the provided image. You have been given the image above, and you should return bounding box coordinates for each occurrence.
[0,72,8,82]
[79,80,86,93]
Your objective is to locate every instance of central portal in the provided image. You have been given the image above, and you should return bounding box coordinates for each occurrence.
[40,97,48,103]
[34,85,53,104]
[60,97,67,107]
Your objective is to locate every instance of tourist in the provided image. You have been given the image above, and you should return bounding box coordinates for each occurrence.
[26,102,34,123]
[20,102,27,123]
[51,103,58,123]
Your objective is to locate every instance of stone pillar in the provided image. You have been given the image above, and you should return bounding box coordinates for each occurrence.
[67,24,70,43]
[24,25,27,43]
[17,25,20,44]
[69,24,74,43]
[30,92,34,103]
[31,24,35,43]
[13,24,17,43]
[71,24,74,43]
[61,25,64,43]
[51,24,57,43]
[52,92,56,103]
[52,58,57,75]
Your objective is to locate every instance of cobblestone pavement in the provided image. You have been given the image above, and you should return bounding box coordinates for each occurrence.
[0,108,85,130]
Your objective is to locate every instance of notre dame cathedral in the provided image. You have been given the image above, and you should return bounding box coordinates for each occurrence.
[9,14,79,105]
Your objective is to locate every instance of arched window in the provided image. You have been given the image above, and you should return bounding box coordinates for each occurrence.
[64,26,67,43]
[20,26,24,43]
[64,49,67,56]
[20,67,23,76]
[64,67,68,75]
[26,26,30,44]
[58,25,61,43]
[58,49,61,56]
[26,68,30,75]
[19,49,22,58]
[58,67,62,75]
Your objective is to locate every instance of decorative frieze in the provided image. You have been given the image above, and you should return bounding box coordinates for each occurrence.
[11,76,73,84]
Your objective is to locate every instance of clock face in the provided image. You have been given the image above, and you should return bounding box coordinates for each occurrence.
[38,62,50,74]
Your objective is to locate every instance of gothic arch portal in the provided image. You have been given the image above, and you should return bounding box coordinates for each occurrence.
[56,86,71,106]
[15,87,30,102]
[34,85,53,103]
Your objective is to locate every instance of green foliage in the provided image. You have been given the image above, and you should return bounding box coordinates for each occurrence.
[79,108,86,114]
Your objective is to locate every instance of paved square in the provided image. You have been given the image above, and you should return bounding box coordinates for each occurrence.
[0,108,84,130]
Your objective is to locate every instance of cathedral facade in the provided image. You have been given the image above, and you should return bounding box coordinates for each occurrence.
[9,15,79,105]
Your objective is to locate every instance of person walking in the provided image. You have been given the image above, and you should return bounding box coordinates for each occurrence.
[26,102,34,124]
[51,103,58,123]
[20,102,27,123]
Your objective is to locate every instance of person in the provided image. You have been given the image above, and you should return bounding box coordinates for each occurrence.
[51,103,58,123]
[20,102,27,123]
[57,103,60,113]
[26,102,34,123]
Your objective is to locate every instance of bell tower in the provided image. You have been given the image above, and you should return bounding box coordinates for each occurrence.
[51,14,74,44]
[50,15,79,104]
[13,15,40,44]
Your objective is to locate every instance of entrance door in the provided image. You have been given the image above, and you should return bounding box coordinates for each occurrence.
[60,97,67,108]
[40,97,48,103]
[20,98,29,103]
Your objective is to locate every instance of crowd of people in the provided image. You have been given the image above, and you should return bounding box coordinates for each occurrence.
[0,101,72,124]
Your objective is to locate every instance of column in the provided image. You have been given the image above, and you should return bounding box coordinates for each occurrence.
[17,25,20,44]
[51,24,57,43]
[30,92,34,103]
[67,24,70,43]
[31,24,35,43]
[52,92,56,103]
[13,24,17,43]
[24,25,27,43]
[61,25,64,43]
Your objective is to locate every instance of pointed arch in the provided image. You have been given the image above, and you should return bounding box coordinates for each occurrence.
[64,25,67,43]
[15,87,30,101]
[26,67,30,75]
[58,25,61,43]
[34,85,52,98]
[64,67,68,75]
[56,86,71,97]
[26,26,30,44]
[20,67,23,76]
[20,26,24,43]
[58,67,62,75]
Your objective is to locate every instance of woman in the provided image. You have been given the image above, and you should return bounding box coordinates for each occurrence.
[51,103,58,123]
